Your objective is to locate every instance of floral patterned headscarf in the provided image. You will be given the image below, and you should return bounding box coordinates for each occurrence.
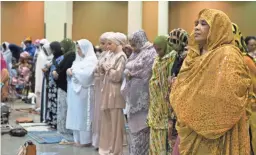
[128,30,149,50]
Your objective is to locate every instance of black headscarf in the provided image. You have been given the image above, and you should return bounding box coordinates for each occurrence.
[50,41,63,59]
[8,44,23,61]
[54,39,76,92]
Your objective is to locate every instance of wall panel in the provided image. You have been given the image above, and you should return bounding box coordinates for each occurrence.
[169,1,256,36]
[142,1,158,42]
[73,1,128,45]
[1,1,44,45]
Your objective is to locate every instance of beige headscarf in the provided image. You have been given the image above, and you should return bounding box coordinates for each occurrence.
[99,32,114,43]
[108,32,127,46]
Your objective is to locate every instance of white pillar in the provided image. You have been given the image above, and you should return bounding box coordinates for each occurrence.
[44,1,73,42]
[158,1,169,35]
[128,1,143,34]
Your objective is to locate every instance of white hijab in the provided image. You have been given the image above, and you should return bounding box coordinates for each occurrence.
[71,39,98,93]
[2,42,12,73]
[35,43,53,93]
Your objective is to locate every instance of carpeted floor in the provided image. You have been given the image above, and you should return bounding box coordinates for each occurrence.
[1,100,129,155]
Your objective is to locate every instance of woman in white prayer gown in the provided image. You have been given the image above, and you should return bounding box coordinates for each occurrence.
[35,39,49,109]
[40,43,53,122]
[66,39,98,147]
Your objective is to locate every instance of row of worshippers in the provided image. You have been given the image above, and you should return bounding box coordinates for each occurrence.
[34,16,256,155]
[0,38,101,104]
[1,8,256,155]
[1,37,39,102]
[21,30,186,154]
[90,9,256,155]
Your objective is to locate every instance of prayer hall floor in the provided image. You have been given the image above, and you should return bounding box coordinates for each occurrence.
[1,100,129,155]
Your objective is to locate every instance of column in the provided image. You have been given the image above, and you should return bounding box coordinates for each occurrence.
[44,1,73,42]
[158,1,169,36]
[128,1,143,34]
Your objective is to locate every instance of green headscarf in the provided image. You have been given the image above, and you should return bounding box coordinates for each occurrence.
[153,35,174,59]
[60,38,76,54]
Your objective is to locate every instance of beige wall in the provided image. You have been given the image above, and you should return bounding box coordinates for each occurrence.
[72,1,128,45]
[1,1,44,45]
[169,1,256,36]
[142,1,158,42]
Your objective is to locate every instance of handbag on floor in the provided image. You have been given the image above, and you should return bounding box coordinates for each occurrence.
[10,128,27,137]
[17,141,36,155]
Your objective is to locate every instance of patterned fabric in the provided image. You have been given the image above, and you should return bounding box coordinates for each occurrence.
[128,30,148,50]
[130,127,150,155]
[168,28,189,77]
[49,56,64,86]
[46,82,58,128]
[148,36,177,129]
[168,28,188,53]
[232,23,256,155]
[232,23,256,65]
[170,9,251,155]
[121,30,157,116]
[232,23,248,53]
[46,55,64,128]
[57,88,72,135]
[1,69,9,101]
[149,128,170,155]
[250,112,256,154]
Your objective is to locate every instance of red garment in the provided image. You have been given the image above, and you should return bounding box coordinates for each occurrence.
[1,53,7,71]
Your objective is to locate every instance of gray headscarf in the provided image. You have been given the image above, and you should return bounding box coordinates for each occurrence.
[128,30,149,50]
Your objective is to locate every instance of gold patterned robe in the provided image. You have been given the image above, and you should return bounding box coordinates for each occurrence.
[170,9,251,155]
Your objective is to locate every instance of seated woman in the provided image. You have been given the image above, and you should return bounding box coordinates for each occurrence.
[14,52,32,98]
[66,39,98,147]
[1,53,9,102]
[170,9,251,154]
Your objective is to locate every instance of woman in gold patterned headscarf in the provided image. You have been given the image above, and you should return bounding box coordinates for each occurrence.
[233,22,256,155]
[170,9,251,155]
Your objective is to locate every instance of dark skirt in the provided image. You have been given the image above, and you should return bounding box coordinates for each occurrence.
[40,77,48,123]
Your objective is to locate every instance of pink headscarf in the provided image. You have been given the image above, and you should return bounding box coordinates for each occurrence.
[34,39,40,46]
[20,51,30,59]
[1,53,7,71]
